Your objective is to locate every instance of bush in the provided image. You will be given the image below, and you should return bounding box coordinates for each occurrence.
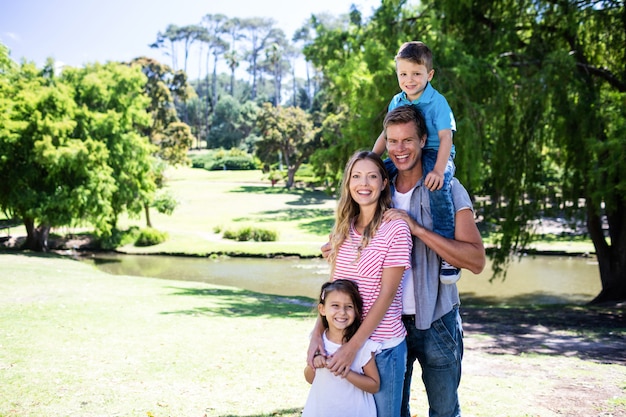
[222,226,278,242]
[97,226,141,250]
[189,148,259,171]
[152,190,178,215]
[134,228,168,247]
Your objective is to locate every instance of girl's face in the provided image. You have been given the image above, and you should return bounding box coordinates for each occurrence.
[349,159,387,209]
[396,58,434,101]
[318,290,356,332]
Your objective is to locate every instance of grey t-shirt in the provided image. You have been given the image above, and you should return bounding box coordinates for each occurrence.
[392,177,473,330]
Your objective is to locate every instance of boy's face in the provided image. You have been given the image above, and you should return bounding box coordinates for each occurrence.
[396,58,434,101]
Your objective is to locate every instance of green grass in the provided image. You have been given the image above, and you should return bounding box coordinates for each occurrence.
[2,253,624,417]
[114,167,336,257]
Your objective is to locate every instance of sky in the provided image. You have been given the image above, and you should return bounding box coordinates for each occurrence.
[0,0,382,79]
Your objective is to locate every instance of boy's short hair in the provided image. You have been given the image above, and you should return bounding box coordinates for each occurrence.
[395,41,433,72]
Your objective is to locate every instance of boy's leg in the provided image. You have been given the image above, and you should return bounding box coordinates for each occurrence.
[383,157,398,179]
[422,150,460,284]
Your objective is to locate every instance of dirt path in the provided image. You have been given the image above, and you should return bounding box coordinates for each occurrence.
[460,305,626,416]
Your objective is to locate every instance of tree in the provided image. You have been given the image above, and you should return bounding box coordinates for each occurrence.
[255,103,317,188]
[303,0,626,302]
[0,59,140,251]
[207,95,258,149]
[130,57,194,164]
[239,17,281,100]
[421,0,626,303]
[61,62,156,230]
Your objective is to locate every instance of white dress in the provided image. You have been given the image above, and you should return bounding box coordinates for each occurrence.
[302,332,381,417]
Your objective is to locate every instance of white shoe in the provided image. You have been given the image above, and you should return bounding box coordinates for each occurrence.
[440,260,461,284]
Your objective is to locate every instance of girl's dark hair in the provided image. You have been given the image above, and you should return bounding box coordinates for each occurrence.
[318,279,363,342]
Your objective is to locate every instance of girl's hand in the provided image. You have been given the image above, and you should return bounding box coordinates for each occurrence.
[307,333,325,369]
[312,354,327,369]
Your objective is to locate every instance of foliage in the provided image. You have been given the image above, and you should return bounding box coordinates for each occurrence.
[206,95,259,149]
[152,189,178,215]
[134,227,169,246]
[255,103,318,188]
[301,1,626,302]
[222,226,278,242]
[130,57,194,166]
[189,148,259,170]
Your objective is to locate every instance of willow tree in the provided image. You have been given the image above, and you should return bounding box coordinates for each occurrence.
[304,0,626,302]
[422,0,626,303]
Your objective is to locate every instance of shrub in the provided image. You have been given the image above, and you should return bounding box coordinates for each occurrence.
[134,228,168,247]
[222,226,278,242]
[152,190,178,215]
[189,148,258,171]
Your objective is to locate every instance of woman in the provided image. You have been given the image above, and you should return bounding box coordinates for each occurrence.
[307,151,412,417]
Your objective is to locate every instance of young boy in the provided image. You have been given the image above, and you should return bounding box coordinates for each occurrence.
[372,41,460,284]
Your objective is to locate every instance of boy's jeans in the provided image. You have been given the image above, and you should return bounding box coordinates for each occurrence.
[422,149,456,240]
[374,339,407,417]
[401,307,464,417]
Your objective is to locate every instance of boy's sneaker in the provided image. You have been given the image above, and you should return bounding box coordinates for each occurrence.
[440,260,461,284]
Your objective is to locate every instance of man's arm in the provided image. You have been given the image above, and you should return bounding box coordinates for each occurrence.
[383,207,485,274]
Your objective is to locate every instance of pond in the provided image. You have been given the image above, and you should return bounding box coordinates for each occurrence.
[84,253,602,305]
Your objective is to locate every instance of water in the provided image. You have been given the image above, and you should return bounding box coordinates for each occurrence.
[84,253,602,305]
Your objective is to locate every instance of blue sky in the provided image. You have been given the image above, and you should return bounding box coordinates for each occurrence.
[0,0,381,79]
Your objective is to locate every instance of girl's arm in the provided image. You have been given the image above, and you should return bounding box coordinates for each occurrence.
[326,265,405,377]
[345,353,380,394]
[306,316,326,369]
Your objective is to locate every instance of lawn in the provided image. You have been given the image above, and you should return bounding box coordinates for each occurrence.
[1,253,624,417]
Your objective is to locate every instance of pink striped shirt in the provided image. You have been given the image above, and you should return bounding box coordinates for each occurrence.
[332,219,412,342]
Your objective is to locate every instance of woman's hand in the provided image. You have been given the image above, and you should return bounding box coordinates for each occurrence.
[325,340,357,378]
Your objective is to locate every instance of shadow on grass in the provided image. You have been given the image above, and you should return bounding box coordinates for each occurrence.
[234,208,333,223]
[217,407,302,417]
[230,185,333,206]
[233,208,334,237]
[161,286,316,319]
[460,301,626,365]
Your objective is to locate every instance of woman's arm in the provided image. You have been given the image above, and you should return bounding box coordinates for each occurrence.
[326,265,405,377]
[345,354,380,393]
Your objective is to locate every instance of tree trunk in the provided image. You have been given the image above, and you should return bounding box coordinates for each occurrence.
[23,217,51,252]
[588,200,626,304]
[145,203,153,228]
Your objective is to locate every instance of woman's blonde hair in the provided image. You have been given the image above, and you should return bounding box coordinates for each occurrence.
[328,151,392,270]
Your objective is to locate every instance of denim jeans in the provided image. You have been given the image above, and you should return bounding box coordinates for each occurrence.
[374,339,407,417]
[422,149,456,240]
[401,307,463,417]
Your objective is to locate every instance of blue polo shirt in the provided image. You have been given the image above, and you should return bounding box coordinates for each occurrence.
[388,83,456,157]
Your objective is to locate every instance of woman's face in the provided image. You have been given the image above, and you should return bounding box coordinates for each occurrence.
[348,159,387,208]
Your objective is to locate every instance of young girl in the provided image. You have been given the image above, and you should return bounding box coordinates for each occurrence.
[302,280,381,417]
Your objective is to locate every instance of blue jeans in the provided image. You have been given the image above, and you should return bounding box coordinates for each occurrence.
[422,149,456,240]
[401,307,463,417]
[374,339,407,417]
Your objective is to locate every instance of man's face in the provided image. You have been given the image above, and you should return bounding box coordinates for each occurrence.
[385,121,425,172]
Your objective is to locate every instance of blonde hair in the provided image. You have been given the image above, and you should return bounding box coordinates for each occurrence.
[328,151,391,271]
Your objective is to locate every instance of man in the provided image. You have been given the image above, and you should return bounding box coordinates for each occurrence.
[381,104,485,417]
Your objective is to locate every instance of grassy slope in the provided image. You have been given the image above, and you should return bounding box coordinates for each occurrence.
[116,167,337,257]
